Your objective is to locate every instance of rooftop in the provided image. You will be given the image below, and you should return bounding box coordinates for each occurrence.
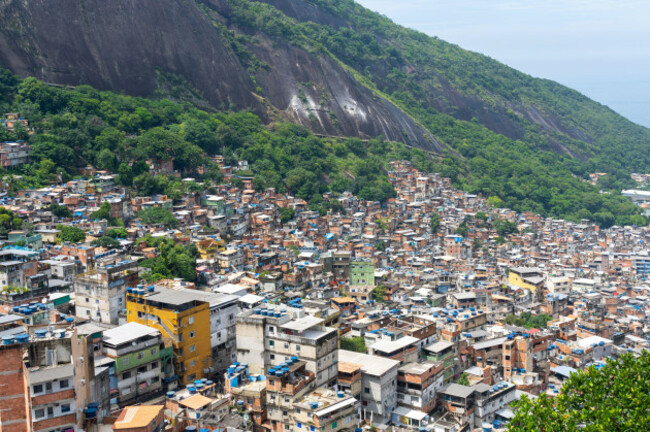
[113,405,163,430]
[280,315,323,332]
[339,350,400,376]
[370,335,419,354]
[103,322,160,347]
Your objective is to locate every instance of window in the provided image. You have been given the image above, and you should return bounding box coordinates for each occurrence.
[151,347,157,355]
[123,358,130,366]
[151,362,158,369]
[34,409,45,419]
[270,354,275,360]
[332,422,337,429]
[188,316,195,325]
[59,379,69,389]
[33,384,43,394]
[138,366,147,374]
[269,340,275,346]
[190,360,196,367]
[45,382,52,392]
[296,345,301,352]
[61,404,71,413]
[137,352,144,360]
[47,407,53,416]
[189,331,195,338]
[123,371,131,379]
[190,344,196,353]
[364,387,370,394]
[284,343,289,349]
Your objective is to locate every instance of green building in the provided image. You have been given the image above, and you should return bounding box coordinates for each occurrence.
[102,322,174,407]
[350,260,375,287]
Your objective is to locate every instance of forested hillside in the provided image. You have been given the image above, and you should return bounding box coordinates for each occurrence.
[0,69,644,227]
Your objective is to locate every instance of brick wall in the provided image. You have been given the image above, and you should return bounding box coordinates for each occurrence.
[0,345,29,432]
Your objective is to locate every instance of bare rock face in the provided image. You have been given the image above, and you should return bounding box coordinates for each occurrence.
[0,0,442,151]
[0,0,259,110]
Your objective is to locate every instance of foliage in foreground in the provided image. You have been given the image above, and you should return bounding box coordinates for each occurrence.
[508,352,650,431]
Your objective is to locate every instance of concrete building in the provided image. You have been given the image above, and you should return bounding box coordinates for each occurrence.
[292,388,358,432]
[236,307,339,387]
[0,326,79,432]
[0,142,30,167]
[397,362,445,414]
[102,323,170,406]
[112,405,164,432]
[338,350,400,425]
[424,341,456,384]
[126,287,212,385]
[74,259,139,324]
[350,260,375,287]
[265,360,317,432]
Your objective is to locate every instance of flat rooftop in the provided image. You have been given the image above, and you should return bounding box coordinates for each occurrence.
[339,350,400,376]
[103,322,160,346]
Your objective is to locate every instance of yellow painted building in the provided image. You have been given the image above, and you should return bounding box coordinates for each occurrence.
[126,286,212,385]
[196,238,225,260]
[508,267,545,293]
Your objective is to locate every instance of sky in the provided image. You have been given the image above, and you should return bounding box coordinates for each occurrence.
[356,0,650,128]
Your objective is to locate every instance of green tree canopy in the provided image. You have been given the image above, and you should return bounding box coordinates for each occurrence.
[137,207,178,228]
[57,225,86,243]
[509,352,650,431]
[340,336,367,353]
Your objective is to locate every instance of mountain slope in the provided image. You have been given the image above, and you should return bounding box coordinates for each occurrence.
[0,0,441,151]
[0,0,649,225]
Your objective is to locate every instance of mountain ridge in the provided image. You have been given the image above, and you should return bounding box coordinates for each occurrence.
[0,0,649,226]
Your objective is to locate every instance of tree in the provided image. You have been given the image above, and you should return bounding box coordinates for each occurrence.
[137,207,178,228]
[90,202,112,221]
[57,225,86,243]
[48,203,71,219]
[137,235,197,282]
[508,352,650,431]
[340,337,367,353]
[430,213,440,233]
[91,236,121,249]
[280,207,296,224]
[372,285,386,303]
[457,373,470,386]
[96,148,118,171]
[493,219,519,236]
[455,221,469,237]
[106,227,128,239]
[487,196,504,208]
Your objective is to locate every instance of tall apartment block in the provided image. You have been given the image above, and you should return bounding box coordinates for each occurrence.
[236,306,338,387]
[74,259,139,324]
